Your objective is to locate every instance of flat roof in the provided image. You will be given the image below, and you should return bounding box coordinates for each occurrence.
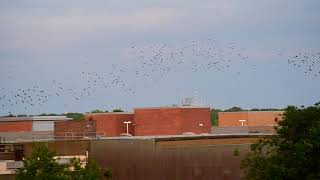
[218,111,284,114]
[134,106,210,110]
[2,133,273,143]
[0,116,72,122]
[85,112,134,115]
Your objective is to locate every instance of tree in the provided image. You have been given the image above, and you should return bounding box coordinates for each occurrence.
[16,144,68,180]
[210,109,222,126]
[69,158,112,180]
[66,113,85,121]
[91,110,104,113]
[241,102,320,180]
[112,109,123,112]
[224,106,244,112]
[16,144,112,180]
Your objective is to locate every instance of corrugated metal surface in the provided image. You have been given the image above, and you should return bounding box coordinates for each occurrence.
[32,121,54,131]
[15,136,263,180]
[90,138,255,180]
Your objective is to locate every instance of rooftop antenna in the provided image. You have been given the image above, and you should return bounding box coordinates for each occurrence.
[193,88,203,106]
[194,88,199,106]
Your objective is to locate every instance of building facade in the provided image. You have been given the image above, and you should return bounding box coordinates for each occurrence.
[0,116,72,142]
[134,107,211,136]
[85,112,134,136]
[54,112,134,139]
[218,111,284,127]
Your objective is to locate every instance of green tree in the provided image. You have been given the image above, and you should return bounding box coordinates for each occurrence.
[241,103,320,180]
[69,158,112,180]
[16,144,68,180]
[210,109,222,126]
[66,113,85,121]
[16,144,112,180]
[224,106,244,112]
[91,109,104,113]
[112,109,123,112]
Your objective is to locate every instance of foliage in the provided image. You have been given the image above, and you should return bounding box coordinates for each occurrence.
[17,114,28,117]
[16,144,68,180]
[250,108,285,111]
[91,109,104,113]
[233,148,240,156]
[39,113,61,116]
[66,113,85,121]
[210,109,222,126]
[16,144,112,180]
[241,103,320,180]
[69,158,112,180]
[224,106,244,112]
[112,109,124,112]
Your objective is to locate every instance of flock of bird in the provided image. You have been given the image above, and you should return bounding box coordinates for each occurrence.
[0,38,319,115]
[130,39,251,83]
[81,64,135,95]
[287,50,320,78]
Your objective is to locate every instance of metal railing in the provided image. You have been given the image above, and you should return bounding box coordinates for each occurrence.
[0,131,106,142]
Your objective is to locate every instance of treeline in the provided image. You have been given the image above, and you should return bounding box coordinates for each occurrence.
[0,109,125,120]
[211,106,285,126]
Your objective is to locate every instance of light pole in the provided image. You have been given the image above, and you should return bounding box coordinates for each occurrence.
[124,121,132,134]
[239,119,246,126]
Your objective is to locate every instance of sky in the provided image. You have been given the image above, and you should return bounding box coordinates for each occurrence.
[1,0,320,115]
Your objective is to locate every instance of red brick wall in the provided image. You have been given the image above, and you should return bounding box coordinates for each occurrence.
[0,121,32,132]
[86,113,134,136]
[134,107,211,136]
[181,108,211,134]
[54,120,96,139]
[248,112,282,126]
[218,111,284,127]
[218,112,249,127]
[134,108,182,136]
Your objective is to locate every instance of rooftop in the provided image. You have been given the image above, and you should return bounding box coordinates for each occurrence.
[218,111,284,114]
[134,106,210,110]
[0,133,273,143]
[85,112,134,115]
[0,116,72,122]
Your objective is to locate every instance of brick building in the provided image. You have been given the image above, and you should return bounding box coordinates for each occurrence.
[54,112,134,139]
[218,111,284,127]
[54,120,96,139]
[0,116,72,132]
[0,116,72,141]
[134,107,211,136]
[85,112,134,136]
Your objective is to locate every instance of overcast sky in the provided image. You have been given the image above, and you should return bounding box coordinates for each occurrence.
[1,0,320,115]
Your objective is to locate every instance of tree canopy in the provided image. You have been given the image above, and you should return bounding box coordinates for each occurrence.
[66,113,85,121]
[16,144,111,180]
[241,102,320,180]
[224,106,244,112]
[112,109,124,112]
[91,109,105,113]
[210,109,222,126]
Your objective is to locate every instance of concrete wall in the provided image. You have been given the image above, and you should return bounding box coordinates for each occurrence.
[0,121,32,132]
[0,132,54,142]
[32,121,54,132]
[218,111,284,127]
[134,107,211,136]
